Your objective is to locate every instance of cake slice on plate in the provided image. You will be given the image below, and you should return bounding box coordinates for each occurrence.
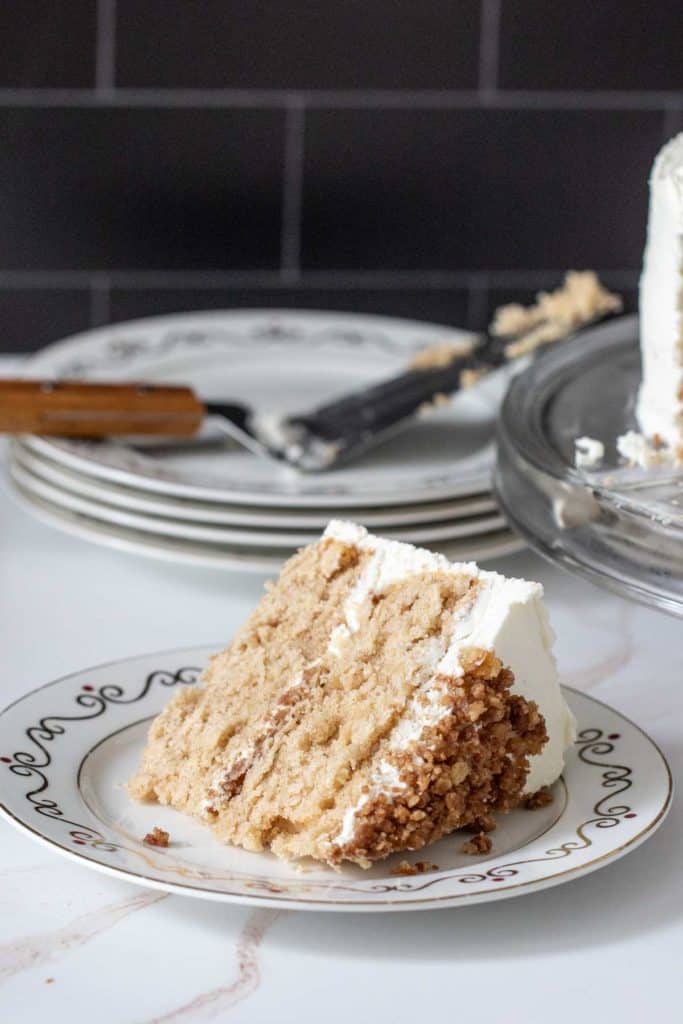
[130,522,575,867]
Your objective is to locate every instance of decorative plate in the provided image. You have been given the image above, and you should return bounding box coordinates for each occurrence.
[0,646,671,912]
[9,451,506,548]
[13,438,499,529]
[20,309,505,507]
[6,469,524,573]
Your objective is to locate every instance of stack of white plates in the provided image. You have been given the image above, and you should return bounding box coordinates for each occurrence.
[8,310,522,572]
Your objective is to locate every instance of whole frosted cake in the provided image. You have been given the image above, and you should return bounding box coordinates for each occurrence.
[636,132,683,456]
[130,523,575,867]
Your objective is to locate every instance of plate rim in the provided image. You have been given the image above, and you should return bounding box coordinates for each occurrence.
[9,454,506,547]
[6,467,524,571]
[12,439,499,527]
[0,644,672,913]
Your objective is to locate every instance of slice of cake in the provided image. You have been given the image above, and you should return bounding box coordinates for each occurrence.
[130,523,575,867]
[636,132,683,458]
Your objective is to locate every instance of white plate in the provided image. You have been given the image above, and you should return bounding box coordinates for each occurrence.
[22,309,504,507]
[9,453,506,547]
[6,467,525,572]
[15,438,498,527]
[0,645,671,912]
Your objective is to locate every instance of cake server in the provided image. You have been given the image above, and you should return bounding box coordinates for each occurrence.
[0,333,510,472]
[0,379,289,464]
[0,312,616,473]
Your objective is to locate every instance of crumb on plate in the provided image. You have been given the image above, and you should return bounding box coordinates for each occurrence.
[143,826,170,848]
[524,786,554,810]
[462,832,492,855]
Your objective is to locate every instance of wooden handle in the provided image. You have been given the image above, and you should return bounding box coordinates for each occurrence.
[0,379,206,437]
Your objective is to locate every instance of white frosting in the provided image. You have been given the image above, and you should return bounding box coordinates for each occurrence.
[574,436,605,469]
[616,429,681,468]
[637,133,683,449]
[324,522,576,847]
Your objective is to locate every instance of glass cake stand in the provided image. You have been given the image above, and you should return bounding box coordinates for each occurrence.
[494,314,683,617]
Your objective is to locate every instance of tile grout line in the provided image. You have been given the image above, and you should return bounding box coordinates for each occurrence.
[0,88,680,111]
[0,269,641,290]
[478,0,501,97]
[466,272,490,329]
[89,272,112,326]
[95,0,117,95]
[280,98,306,281]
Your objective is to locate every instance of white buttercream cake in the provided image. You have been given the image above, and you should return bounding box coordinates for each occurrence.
[636,132,683,458]
[130,522,575,867]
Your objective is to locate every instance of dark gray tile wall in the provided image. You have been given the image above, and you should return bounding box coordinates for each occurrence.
[0,1,96,88]
[301,109,661,270]
[0,289,90,351]
[0,108,284,270]
[0,1,680,351]
[499,1,683,91]
[116,1,481,90]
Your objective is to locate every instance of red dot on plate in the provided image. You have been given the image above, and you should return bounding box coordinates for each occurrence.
[608,733,620,740]
[73,840,86,845]
[1,757,11,764]
[624,812,637,818]
[492,877,505,882]
[82,685,94,692]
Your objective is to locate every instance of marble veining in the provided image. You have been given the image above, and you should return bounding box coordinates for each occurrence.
[0,890,166,986]
[560,604,636,691]
[144,909,282,1023]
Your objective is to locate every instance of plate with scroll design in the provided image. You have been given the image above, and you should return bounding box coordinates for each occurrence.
[0,645,671,912]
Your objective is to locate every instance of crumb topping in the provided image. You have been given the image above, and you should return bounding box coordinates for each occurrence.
[329,650,547,867]
[524,786,554,810]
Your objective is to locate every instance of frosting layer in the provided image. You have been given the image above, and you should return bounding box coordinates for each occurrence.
[324,520,575,848]
[637,132,683,449]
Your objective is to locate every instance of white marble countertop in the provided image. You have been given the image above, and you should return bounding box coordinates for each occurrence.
[0,434,681,1023]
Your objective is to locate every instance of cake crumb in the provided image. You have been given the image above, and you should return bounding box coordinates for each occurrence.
[143,826,170,848]
[391,859,439,876]
[524,786,554,810]
[391,860,418,876]
[415,860,439,872]
[616,430,682,469]
[45,978,55,985]
[492,271,622,359]
[574,436,605,469]
[462,832,492,855]
[409,338,475,370]
[460,366,489,390]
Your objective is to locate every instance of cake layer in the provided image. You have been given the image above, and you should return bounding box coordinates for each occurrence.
[130,522,575,867]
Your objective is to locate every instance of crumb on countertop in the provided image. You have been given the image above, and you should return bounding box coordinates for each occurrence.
[143,826,170,848]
